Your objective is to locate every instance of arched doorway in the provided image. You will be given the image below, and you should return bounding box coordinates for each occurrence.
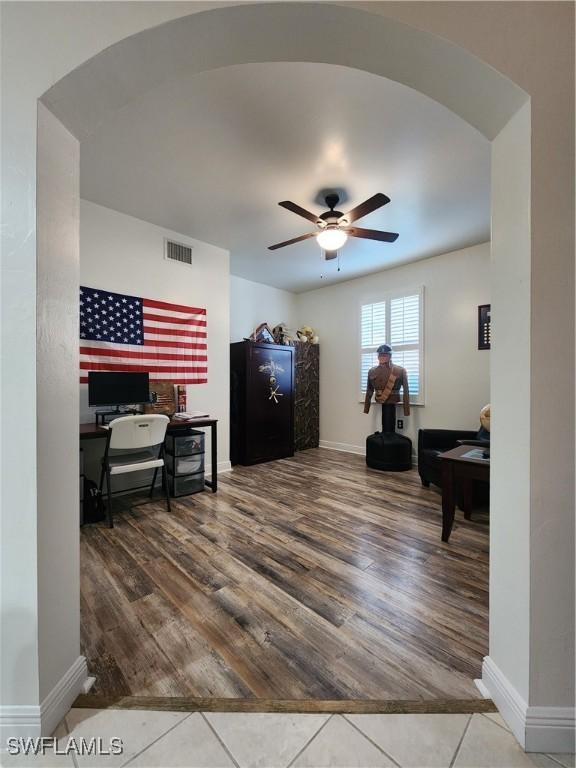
[3,1,572,752]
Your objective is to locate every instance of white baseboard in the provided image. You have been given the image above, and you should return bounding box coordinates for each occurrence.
[474,677,491,698]
[482,656,575,753]
[319,440,418,468]
[82,676,96,695]
[481,656,531,748]
[319,440,365,455]
[0,706,42,743]
[203,460,232,475]
[525,706,576,754]
[41,655,87,737]
[0,656,87,744]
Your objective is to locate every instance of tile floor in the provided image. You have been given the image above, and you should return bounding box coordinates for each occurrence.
[1,709,574,768]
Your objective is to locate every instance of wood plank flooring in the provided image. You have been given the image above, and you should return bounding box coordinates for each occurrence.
[80,449,489,701]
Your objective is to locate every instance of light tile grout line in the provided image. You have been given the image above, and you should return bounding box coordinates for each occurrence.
[63,715,79,768]
[120,712,192,768]
[341,714,402,768]
[286,713,334,768]
[449,713,473,768]
[480,712,511,735]
[543,755,575,768]
[200,712,240,768]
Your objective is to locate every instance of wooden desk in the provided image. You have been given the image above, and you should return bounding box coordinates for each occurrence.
[439,444,489,542]
[80,417,219,493]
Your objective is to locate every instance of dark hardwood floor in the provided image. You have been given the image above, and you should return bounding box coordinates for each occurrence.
[81,448,489,700]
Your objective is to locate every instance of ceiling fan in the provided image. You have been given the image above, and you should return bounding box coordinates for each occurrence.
[268,192,399,260]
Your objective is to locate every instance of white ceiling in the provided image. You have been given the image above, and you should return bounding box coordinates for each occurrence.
[80,62,490,293]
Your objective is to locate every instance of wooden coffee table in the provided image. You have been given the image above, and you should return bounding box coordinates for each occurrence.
[439,444,490,542]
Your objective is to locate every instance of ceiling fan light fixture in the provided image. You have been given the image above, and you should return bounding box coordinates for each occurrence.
[316,227,348,251]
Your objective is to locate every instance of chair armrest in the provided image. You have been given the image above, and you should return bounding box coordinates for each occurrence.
[456,439,490,448]
[418,429,479,452]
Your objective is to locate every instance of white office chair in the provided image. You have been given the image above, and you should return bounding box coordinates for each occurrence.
[99,414,171,528]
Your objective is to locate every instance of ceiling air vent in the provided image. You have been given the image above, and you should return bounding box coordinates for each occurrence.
[165,239,193,266]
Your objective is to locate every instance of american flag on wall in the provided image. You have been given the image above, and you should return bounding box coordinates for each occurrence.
[79,286,207,384]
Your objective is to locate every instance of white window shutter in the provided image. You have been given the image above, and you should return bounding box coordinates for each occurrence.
[360,291,422,400]
[390,294,419,345]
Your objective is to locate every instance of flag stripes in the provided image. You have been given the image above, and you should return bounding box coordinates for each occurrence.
[80,346,206,362]
[80,361,208,373]
[80,286,208,385]
[142,312,207,326]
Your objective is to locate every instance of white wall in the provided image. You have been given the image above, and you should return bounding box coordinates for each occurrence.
[80,200,230,476]
[230,275,297,342]
[485,104,531,720]
[296,243,490,455]
[36,105,83,708]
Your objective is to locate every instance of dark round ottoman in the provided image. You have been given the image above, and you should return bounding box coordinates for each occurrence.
[366,431,413,472]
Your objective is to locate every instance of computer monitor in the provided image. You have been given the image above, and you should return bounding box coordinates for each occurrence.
[88,371,150,408]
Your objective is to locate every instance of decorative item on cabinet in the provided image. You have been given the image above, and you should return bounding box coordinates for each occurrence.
[292,341,320,451]
[250,322,275,344]
[230,341,294,465]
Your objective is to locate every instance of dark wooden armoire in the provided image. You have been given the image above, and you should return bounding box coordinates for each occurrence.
[230,341,295,465]
[292,341,320,451]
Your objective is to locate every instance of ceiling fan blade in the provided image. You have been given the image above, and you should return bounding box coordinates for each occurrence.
[341,193,390,223]
[278,201,321,224]
[268,232,316,250]
[346,226,399,243]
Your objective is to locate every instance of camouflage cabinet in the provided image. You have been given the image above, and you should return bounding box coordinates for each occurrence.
[292,341,319,451]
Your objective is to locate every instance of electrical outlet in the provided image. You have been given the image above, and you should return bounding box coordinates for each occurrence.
[397,419,404,430]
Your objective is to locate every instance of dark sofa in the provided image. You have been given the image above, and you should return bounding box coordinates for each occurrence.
[417,428,480,488]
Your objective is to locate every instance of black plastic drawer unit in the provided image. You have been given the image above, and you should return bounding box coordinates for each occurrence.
[165,452,205,477]
[165,428,206,497]
[168,471,205,497]
[165,430,205,456]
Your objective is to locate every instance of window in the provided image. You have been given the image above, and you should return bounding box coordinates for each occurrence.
[360,289,423,402]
